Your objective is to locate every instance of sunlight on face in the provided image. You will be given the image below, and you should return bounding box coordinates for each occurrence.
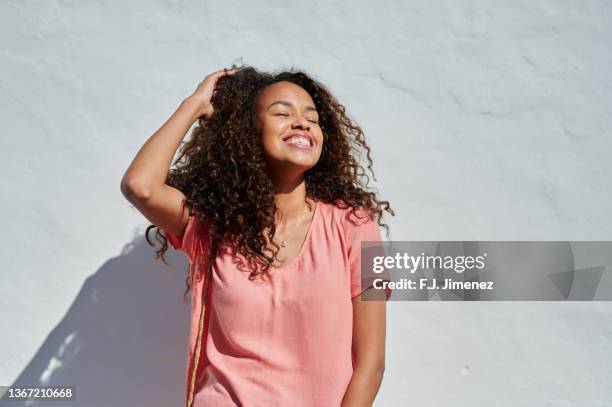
[256,81,324,175]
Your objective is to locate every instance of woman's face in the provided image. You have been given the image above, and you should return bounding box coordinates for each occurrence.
[256,81,324,175]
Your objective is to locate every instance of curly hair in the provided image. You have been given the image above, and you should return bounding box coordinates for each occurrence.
[145,64,395,303]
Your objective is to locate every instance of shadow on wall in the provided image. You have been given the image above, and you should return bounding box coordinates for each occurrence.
[0,234,191,407]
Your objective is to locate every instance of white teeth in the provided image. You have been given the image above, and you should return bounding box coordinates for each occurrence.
[285,136,310,146]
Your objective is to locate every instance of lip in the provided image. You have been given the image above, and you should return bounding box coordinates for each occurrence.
[281,131,315,148]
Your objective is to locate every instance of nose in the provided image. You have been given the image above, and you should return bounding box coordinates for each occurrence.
[291,115,310,130]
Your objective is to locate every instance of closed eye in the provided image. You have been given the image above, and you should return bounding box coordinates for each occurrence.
[275,113,318,123]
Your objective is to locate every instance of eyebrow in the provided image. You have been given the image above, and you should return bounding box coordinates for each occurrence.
[266,100,318,113]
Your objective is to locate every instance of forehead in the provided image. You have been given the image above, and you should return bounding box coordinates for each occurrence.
[258,81,314,108]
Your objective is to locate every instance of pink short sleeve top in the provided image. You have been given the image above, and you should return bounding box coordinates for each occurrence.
[164,200,391,407]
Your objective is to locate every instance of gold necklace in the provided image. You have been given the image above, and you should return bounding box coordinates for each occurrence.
[275,202,314,248]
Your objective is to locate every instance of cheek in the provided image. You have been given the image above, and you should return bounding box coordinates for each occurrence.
[261,126,275,143]
[315,132,325,149]
[260,121,287,148]
[260,121,281,140]
[261,129,281,154]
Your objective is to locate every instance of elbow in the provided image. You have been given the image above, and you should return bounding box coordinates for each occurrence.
[120,176,152,201]
[374,364,385,381]
[355,361,385,382]
[365,360,385,382]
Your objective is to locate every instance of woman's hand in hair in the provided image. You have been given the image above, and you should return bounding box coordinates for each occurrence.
[187,68,236,119]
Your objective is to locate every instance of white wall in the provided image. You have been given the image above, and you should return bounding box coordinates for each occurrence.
[1,0,611,406]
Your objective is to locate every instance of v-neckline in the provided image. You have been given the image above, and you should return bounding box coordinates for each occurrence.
[269,200,320,271]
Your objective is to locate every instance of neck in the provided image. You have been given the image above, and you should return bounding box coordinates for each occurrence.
[269,174,313,223]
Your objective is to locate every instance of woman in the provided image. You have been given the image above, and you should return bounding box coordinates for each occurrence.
[120,65,394,407]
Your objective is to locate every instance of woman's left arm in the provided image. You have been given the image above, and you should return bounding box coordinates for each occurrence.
[341,289,387,407]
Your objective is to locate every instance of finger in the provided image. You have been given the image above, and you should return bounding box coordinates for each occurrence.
[212,69,233,79]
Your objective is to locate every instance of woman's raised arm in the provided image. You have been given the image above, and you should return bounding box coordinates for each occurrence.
[120,68,236,236]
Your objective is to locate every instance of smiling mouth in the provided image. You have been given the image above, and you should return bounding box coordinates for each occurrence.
[283,138,313,151]
[282,133,314,148]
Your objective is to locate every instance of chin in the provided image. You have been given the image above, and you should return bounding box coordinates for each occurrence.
[264,149,320,171]
[287,160,316,170]
[282,155,318,169]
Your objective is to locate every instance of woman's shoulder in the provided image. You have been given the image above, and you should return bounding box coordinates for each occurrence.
[318,200,376,230]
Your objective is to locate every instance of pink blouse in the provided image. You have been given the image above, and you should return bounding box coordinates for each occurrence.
[164,200,390,407]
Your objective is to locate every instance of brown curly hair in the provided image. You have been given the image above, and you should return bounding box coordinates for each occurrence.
[145,64,395,303]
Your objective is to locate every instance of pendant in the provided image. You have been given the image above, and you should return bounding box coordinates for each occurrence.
[280,240,286,247]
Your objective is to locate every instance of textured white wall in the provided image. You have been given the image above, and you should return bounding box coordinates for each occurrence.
[1,0,611,406]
